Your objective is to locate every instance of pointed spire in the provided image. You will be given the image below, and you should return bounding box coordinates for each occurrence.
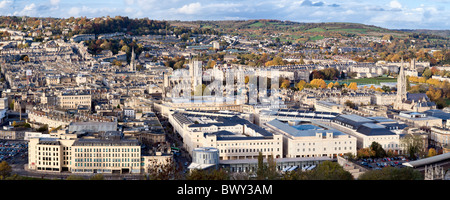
[130,46,136,72]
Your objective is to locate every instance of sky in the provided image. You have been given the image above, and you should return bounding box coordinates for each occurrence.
[0,0,449,30]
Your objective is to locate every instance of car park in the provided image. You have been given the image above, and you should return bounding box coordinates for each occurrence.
[0,140,28,162]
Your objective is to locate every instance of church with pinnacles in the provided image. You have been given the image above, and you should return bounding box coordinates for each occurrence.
[393,59,436,112]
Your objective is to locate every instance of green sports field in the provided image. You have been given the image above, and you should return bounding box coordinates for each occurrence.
[325,77,397,85]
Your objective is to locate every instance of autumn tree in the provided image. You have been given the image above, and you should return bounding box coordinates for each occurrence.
[296,80,306,91]
[422,68,433,79]
[347,82,358,90]
[310,79,326,89]
[265,56,285,67]
[0,161,12,179]
[327,82,334,89]
[427,148,437,157]
[426,86,442,101]
[357,147,375,159]
[382,34,393,41]
[206,60,216,69]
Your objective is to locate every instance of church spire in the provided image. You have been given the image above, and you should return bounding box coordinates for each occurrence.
[395,57,407,110]
[129,47,135,72]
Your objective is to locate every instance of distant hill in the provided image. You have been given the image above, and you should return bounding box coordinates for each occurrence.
[396,29,450,38]
[169,19,411,42]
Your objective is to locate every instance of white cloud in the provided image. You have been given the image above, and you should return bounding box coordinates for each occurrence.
[49,0,60,6]
[0,0,12,9]
[68,7,80,16]
[177,2,202,15]
[389,0,402,9]
[23,3,36,12]
[124,7,134,13]
[13,3,38,16]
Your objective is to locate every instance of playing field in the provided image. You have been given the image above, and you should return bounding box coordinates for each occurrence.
[325,77,397,85]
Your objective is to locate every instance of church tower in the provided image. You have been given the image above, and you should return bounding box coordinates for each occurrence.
[129,47,136,72]
[395,59,407,110]
[189,59,202,94]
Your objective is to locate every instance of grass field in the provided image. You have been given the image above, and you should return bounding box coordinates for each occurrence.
[248,21,265,27]
[325,77,397,85]
[306,27,326,32]
[309,35,324,41]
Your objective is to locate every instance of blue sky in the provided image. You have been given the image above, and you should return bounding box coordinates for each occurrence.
[0,0,449,30]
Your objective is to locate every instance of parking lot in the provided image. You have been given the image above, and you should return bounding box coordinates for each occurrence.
[0,140,28,165]
[357,156,410,170]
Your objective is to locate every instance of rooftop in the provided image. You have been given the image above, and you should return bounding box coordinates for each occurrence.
[175,112,274,138]
[334,114,375,129]
[267,119,346,137]
[356,123,396,136]
[403,152,450,168]
[424,109,450,120]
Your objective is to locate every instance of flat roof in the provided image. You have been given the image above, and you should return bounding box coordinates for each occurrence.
[356,123,396,136]
[219,156,332,165]
[267,119,346,137]
[403,152,450,168]
[367,116,396,123]
[424,109,450,120]
[334,114,375,129]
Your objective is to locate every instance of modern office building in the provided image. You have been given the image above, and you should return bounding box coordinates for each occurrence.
[393,111,442,128]
[265,119,357,158]
[168,111,283,160]
[27,132,158,174]
[330,114,401,153]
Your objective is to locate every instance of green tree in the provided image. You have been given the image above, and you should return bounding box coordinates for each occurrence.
[281,170,302,180]
[256,152,266,180]
[89,174,105,180]
[401,134,425,159]
[266,155,278,180]
[186,168,229,180]
[9,100,14,110]
[66,175,86,180]
[304,161,354,180]
[147,158,183,180]
[256,152,278,180]
[358,167,423,180]
[0,161,12,179]
[370,142,386,158]
[422,68,432,79]
[344,100,357,109]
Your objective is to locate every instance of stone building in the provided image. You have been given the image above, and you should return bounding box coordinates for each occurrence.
[394,61,435,112]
